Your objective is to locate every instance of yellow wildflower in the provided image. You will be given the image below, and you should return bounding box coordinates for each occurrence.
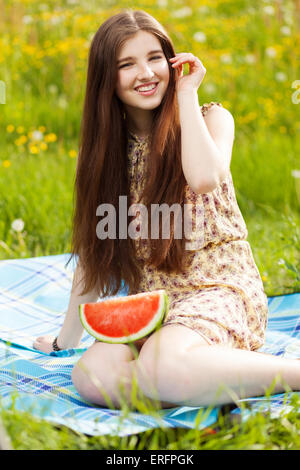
[68,149,77,158]
[29,145,39,154]
[221,100,231,110]
[3,160,11,168]
[40,142,48,150]
[44,133,57,143]
[15,135,27,145]
[16,126,25,134]
[38,126,46,133]
[6,125,14,133]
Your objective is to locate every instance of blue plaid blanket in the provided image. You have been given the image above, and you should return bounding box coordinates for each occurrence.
[0,253,300,436]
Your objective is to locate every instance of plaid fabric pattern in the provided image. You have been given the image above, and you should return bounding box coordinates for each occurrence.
[0,253,299,436]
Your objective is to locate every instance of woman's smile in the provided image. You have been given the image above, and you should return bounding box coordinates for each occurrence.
[135,82,159,96]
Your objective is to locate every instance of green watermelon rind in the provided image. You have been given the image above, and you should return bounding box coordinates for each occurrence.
[79,289,169,344]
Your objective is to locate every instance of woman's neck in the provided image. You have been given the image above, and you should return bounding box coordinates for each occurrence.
[124,110,153,139]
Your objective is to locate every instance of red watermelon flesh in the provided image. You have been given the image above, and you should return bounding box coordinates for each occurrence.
[79,289,169,343]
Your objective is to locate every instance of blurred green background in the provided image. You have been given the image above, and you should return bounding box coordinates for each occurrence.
[0,0,299,296]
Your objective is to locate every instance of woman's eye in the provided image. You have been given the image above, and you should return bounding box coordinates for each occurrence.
[119,56,163,68]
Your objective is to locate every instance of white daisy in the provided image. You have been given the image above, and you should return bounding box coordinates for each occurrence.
[11,219,25,232]
[245,54,256,64]
[50,15,63,25]
[275,72,287,82]
[193,31,206,43]
[171,7,192,18]
[263,5,275,15]
[22,15,33,25]
[198,6,209,14]
[204,83,216,94]
[157,0,168,7]
[220,53,232,64]
[292,170,300,178]
[32,130,43,141]
[280,25,291,35]
[58,95,68,109]
[283,12,293,25]
[265,47,277,58]
[48,84,58,94]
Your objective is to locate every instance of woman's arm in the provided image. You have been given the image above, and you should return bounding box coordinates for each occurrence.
[178,90,228,194]
[33,261,99,353]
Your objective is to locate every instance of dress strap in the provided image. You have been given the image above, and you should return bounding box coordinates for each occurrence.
[201,101,223,116]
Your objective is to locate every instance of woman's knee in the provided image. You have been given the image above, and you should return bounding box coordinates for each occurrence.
[71,341,135,407]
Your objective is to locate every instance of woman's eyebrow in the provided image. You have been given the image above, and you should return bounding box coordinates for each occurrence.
[117,49,163,64]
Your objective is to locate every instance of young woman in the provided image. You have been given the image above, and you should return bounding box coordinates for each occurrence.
[34,9,300,410]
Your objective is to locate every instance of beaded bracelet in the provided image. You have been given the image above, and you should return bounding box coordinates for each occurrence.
[52,337,62,351]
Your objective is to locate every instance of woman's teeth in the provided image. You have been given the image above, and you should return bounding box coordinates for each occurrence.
[138,84,156,91]
[136,83,158,93]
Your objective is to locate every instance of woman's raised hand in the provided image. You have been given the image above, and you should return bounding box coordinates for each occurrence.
[169,52,206,95]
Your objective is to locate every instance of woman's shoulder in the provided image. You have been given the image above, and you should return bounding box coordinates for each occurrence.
[200,101,223,116]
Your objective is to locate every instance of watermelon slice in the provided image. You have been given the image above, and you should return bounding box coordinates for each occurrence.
[79,289,169,344]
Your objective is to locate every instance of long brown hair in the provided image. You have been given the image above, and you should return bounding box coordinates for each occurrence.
[66,8,191,297]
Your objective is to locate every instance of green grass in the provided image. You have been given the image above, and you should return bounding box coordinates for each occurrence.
[3,392,300,450]
[0,0,300,451]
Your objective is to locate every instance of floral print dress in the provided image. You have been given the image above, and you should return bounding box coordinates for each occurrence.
[126,102,268,351]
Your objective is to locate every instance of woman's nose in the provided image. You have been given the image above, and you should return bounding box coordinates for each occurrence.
[137,62,155,78]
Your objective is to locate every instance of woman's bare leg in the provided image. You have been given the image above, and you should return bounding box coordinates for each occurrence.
[135,324,300,407]
[72,325,300,409]
[71,341,175,409]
